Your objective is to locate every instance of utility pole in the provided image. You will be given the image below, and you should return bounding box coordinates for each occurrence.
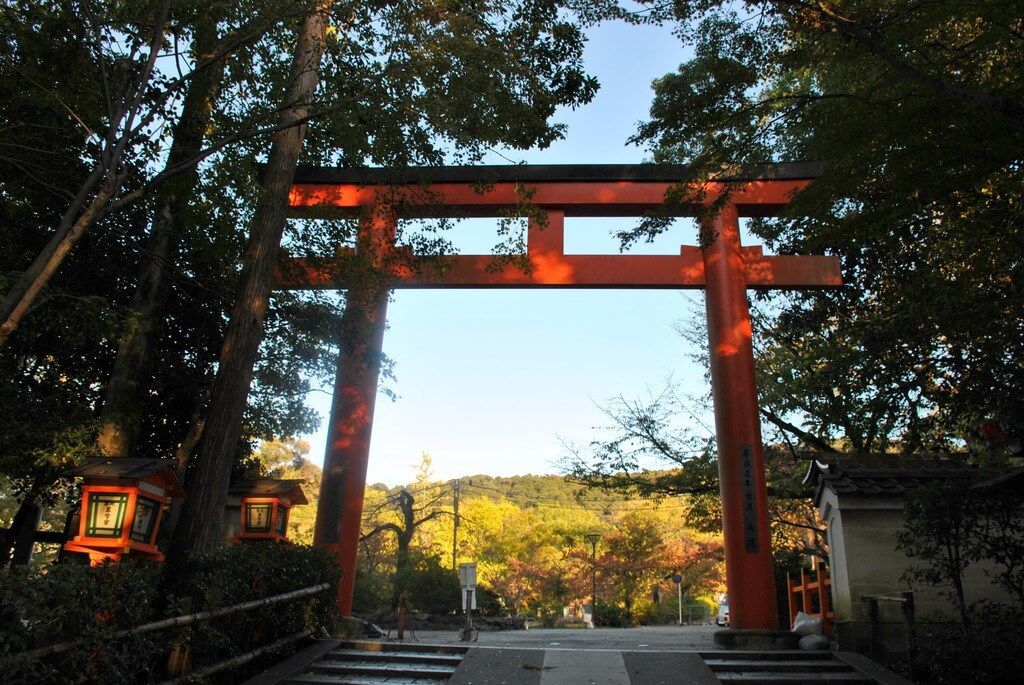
[586,532,600,625]
[452,480,460,570]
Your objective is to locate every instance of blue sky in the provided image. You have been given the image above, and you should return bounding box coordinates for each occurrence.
[299,19,719,485]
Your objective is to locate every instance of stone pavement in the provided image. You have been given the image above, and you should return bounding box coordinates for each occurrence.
[246,626,907,684]
[450,645,718,684]
[380,626,720,684]
[401,625,719,651]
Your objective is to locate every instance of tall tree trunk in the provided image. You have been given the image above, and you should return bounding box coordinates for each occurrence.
[392,492,415,606]
[10,502,42,566]
[0,2,171,347]
[0,477,46,567]
[168,0,334,562]
[0,179,116,346]
[97,19,226,458]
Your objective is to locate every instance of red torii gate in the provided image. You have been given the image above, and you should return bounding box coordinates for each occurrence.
[279,163,841,631]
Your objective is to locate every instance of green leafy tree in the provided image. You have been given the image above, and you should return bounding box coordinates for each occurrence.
[898,483,977,630]
[899,481,1024,627]
[251,438,321,544]
[626,0,1024,452]
[0,0,344,561]
[561,385,827,560]
[351,471,729,620]
[172,0,617,559]
[0,0,328,348]
[896,480,1024,682]
[360,485,453,608]
[599,511,668,621]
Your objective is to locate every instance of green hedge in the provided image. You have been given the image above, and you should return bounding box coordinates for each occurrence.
[0,543,341,683]
[593,600,631,627]
[0,559,162,682]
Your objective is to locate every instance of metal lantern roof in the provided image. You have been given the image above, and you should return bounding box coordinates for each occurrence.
[228,479,308,505]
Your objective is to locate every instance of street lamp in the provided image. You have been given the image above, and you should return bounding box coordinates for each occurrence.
[585,532,601,625]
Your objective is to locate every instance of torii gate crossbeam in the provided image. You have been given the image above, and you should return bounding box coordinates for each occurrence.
[279,163,842,631]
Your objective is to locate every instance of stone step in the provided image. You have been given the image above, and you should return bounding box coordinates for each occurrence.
[707,660,852,672]
[287,674,444,685]
[306,660,456,679]
[700,651,833,661]
[716,671,875,684]
[335,640,469,655]
[280,640,463,685]
[327,648,463,665]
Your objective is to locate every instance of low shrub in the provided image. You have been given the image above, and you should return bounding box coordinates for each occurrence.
[0,559,162,682]
[910,603,1024,684]
[474,585,505,617]
[0,543,341,683]
[395,552,460,615]
[537,613,586,629]
[593,600,631,627]
[169,543,341,675]
[633,598,659,625]
[351,556,392,616]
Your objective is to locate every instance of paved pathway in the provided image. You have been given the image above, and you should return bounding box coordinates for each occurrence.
[397,625,719,652]
[450,645,718,684]
[248,627,908,684]
[388,626,722,684]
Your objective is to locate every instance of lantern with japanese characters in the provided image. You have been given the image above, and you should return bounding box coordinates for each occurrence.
[64,457,184,565]
[228,480,307,543]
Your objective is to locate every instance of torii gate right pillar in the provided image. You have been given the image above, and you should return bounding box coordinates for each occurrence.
[702,204,778,629]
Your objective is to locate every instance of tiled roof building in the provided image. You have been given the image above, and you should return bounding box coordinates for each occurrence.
[802,452,1017,663]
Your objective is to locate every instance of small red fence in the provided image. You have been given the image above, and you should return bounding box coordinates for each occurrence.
[786,557,834,635]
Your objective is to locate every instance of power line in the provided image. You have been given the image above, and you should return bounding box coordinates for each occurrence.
[451,479,460,571]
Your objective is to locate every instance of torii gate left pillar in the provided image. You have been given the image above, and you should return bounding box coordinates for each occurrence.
[311,206,393,616]
[284,163,841,625]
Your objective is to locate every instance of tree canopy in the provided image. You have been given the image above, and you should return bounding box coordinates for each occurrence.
[353,457,725,621]
[0,0,619,558]
[626,0,1023,453]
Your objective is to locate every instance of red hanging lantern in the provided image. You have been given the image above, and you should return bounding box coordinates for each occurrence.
[64,458,184,565]
[228,480,307,544]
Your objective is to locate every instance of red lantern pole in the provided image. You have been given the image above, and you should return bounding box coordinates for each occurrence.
[702,204,778,630]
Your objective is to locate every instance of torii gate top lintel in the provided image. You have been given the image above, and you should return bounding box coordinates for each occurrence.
[287,160,826,218]
[282,161,841,290]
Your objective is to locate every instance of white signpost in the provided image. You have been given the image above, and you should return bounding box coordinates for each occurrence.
[459,562,477,640]
[673,574,683,625]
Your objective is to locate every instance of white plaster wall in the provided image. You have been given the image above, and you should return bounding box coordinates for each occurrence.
[821,491,1014,627]
[822,496,851,618]
[223,497,242,540]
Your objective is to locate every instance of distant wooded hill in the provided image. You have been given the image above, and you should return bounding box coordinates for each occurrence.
[370,470,689,521]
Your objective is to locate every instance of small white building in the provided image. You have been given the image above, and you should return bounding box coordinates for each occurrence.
[805,454,1015,662]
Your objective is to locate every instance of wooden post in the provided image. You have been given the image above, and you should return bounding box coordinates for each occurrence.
[815,559,830,633]
[866,597,879,660]
[902,591,916,679]
[786,572,796,627]
[462,589,473,641]
[800,567,811,618]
